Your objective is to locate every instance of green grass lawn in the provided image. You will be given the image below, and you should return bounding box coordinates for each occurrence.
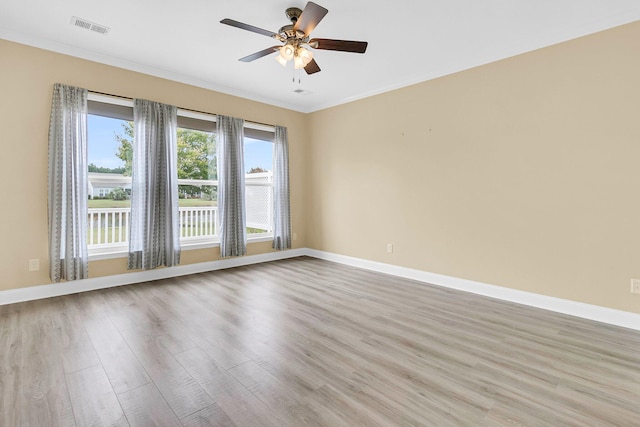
[88,199,217,208]
[88,199,131,209]
[178,199,217,207]
[247,227,268,234]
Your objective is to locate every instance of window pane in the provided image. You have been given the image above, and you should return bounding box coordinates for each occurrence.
[245,137,274,234]
[87,114,132,247]
[177,127,218,240]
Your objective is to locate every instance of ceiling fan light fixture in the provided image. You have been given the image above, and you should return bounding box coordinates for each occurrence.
[275,54,288,67]
[298,47,313,66]
[293,55,305,70]
[280,44,295,61]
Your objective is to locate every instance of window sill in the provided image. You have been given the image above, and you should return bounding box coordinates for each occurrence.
[88,235,274,261]
[89,245,128,261]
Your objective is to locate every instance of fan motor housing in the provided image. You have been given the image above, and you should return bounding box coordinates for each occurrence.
[278,24,306,40]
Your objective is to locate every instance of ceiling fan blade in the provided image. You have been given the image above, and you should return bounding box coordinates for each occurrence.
[239,46,280,62]
[293,2,328,36]
[309,38,368,53]
[304,58,321,75]
[220,18,277,38]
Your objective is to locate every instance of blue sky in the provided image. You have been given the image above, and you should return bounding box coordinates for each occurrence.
[88,114,274,172]
[88,115,125,169]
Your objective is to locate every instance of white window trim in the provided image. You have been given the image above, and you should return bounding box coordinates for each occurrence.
[87,93,275,132]
[88,92,132,107]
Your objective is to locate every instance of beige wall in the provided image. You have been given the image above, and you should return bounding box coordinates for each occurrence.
[307,21,640,314]
[2,21,640,315]
[0,39,309,290]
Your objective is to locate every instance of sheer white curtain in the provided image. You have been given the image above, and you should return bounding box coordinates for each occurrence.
[217,115,247,257]
[48,83,89,282]
[128,99,181,270]
[272,125,291,250]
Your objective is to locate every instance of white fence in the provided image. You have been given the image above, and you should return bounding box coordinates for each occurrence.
[245,173,273,232]
[87,172,273,248]
[87,175,273,248]
[88,208,131,247]
[88,206,219,248]
[180,206,218,240]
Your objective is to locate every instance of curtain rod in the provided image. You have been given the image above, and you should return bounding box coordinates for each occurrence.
[88,90,277,129]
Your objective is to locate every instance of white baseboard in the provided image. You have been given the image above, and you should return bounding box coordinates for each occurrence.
[2,247,639,332]
[304,249,640,332]
[0,248,306,306]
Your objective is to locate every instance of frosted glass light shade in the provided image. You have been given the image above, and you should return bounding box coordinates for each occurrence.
[275,54,287,67]
[298,48,313,66]
[280,45,295,61]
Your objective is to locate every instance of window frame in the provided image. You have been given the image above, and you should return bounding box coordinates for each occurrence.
[86,93,275,260]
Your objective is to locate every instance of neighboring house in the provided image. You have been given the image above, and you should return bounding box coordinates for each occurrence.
[88,172,131,198]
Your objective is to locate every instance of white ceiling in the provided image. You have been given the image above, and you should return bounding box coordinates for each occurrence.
[1,0,639,113]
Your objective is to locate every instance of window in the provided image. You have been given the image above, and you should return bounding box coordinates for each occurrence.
[87,113,132,249]
[86,93,275,254]
[245,137,274,235]
[176,121,218,243]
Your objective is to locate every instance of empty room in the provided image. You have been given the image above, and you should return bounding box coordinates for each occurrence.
[1,0,640,425]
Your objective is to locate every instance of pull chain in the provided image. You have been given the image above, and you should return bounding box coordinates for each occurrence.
[291,67,302,85]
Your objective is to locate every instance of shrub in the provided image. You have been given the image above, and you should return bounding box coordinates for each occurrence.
[108,188,129,201]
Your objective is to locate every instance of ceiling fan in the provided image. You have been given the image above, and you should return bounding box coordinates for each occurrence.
[220,2,368,75]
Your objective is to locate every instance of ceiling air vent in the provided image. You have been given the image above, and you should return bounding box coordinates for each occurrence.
[70,16,110,35]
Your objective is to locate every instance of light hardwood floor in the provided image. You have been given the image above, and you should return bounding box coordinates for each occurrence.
[1,256,640,426]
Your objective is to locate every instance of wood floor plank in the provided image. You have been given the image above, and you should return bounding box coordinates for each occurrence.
[303,383,396,427]
[53,297,101,374]
[84,315,151,394]
[119,327,214,420]
[174,348,287,427]
[66,365,127,426]
[1,257,640,425]
[228,360,328,426]
[118,382,181,427]
[20,299,76,427]
[0,303,22,426]
[193,336,251,371]
[181,403,237,427]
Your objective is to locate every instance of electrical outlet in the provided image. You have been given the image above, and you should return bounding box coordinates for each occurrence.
[28,259,40,272]
[631,279,640,294]
[386,243,393,253]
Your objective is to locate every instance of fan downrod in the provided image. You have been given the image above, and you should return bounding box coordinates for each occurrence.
[285,7,302,23]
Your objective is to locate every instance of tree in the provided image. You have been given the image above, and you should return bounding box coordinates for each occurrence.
[176,128,217,181]
[115,122,217,198]
[248,166,268,174]
[88,163,126,174]
[114,122,134,176]
[176,128,217,198]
